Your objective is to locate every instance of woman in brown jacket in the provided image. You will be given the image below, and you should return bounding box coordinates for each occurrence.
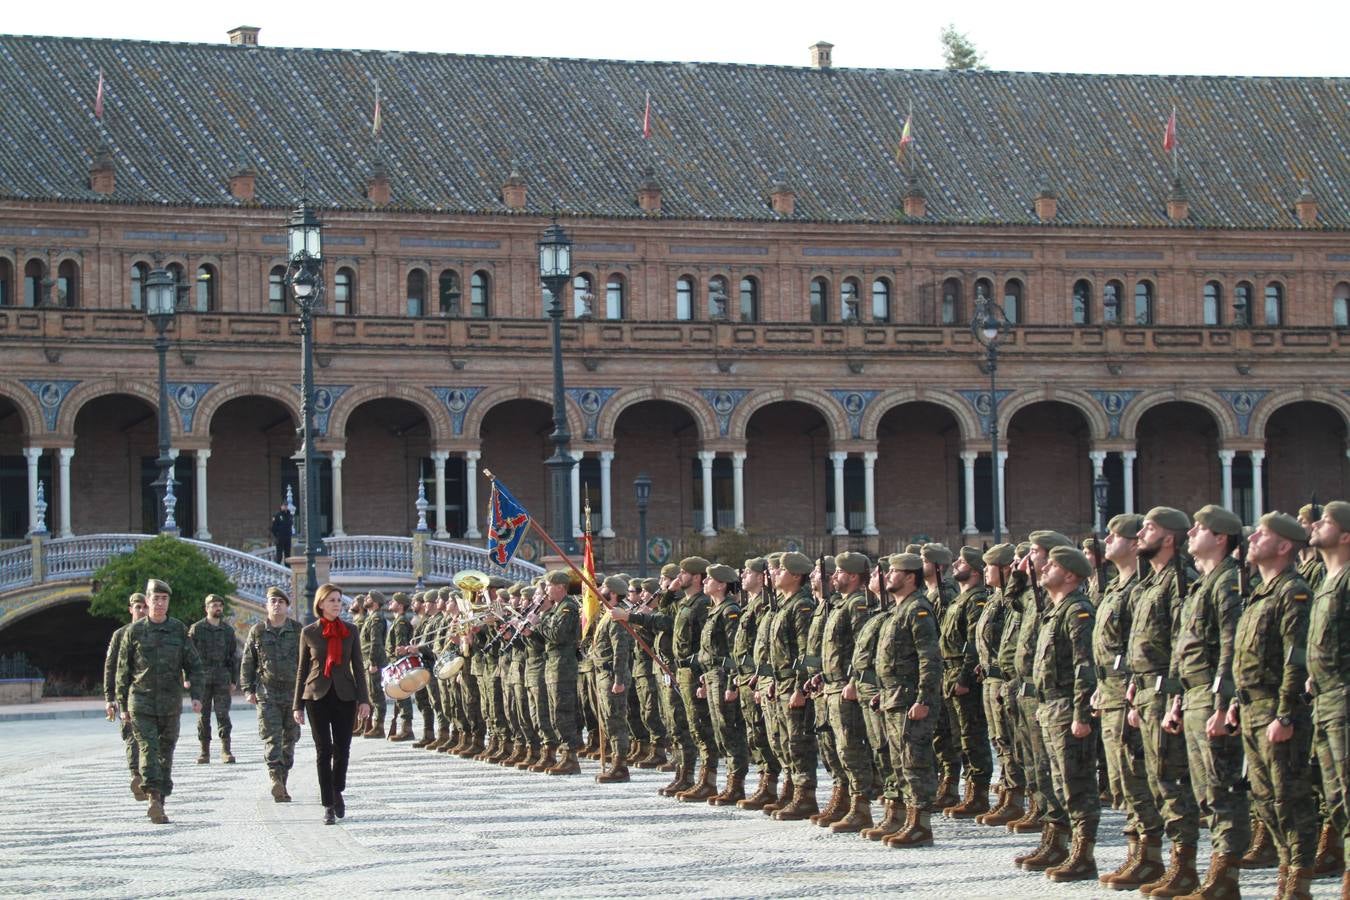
[293,583,371,824]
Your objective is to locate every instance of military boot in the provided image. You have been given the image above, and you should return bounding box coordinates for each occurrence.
[219,736,235,764]
[504,742,529,766]
[516,745,541,770]
[269,769,286,802]
[659,764,693,797]
[413,715,434,748]
[1315,823,1346,878]
[980,787,1024,827]
[582,730,601,760]
[1014,823,1054,869]
[1021,824,1070,872]
[677,764,719,802]
[944,780,990,819]
[1239,819,1278,869]
[830,794,874,834]
[495,739,517,764]
[1282,866,1313,900]
[428,724,450,751]
[363,713,384,738]
[1008,797,1043,834]
[711,772,746,806]
[1177,852,1241,899]
[547,745,582,776]
[863,799,904,841]
[1142,842,1199,897]
[1104,832,1165,890]
[628,741,646,765]
[1341,870,1349,900]
[458,731,485,757]
[597,754,631,784]
[811,781,848,826]
[1099,833,1140,887]
[738,773,776,810]
[1046,829,1097,882]
[129,773,147,802]
[279,769,292,802]
[528,744,558,773]
[146,790,169,824]
[772,782,819,821]
[636,740,664,769]
[763,778,795,815]
[391,720,415,742]
[888,807,935,848]
[657,745,677,773]
[474,734,497,761]
[196,741,210,764]
[933,776,960,810]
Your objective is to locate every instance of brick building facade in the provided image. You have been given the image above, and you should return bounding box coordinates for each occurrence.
[0,32,1346,564]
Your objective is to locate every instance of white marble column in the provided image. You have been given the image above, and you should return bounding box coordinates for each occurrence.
[598,450,615,538]
[698,450,717,537]
[1121,449,1137,514]
[464,450,481,539]
[1218,449,1236,512]
[193,449,211,541]
[327,450,345,537]
[829,451,848,536]
[1250,449,1266,520]
[57,447,75,538]
[431,451,449,539]
[1088,450,1107,534]
[24,447,45,536]
[570,450,584,538]
[996,450,1009,537]
[862,450,879,536]
[731,451,747,533]
[960,451,978,535]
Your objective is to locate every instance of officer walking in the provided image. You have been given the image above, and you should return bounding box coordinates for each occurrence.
[188,593,238,764]
[240,586,302,802]
[103,592,148,800]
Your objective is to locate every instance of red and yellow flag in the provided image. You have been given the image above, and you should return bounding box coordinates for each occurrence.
[895,110,913,164]
[580,525,601,637]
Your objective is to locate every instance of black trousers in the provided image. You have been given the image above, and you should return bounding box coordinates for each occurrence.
[305,689,356,807]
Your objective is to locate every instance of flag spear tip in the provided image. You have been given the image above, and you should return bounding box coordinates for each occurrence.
[482,468,495,481]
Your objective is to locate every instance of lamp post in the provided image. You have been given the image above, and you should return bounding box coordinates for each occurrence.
[1093,472,1111,539]
[633,472,652,577]
[538,217,578,555]
[972,296,1011,542]
[145,266,177,534]
[287,200,323,619]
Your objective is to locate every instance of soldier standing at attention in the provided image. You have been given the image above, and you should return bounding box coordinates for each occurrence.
[698,563,747,805]
[384,593,414,741]
[189,594,238,765]
[536,569,583,775]
[974,544,1024,827]
[766,552,820,821]
[822,551,877,833]
[1308,501,1350,900]
[1228,513,1318,899]
[805,556,846,826]
[858,556,904,841]
[755,553,793,814]
[360,592,387,738]
[1297,503,1327,591]
[631,577,669,769]
[104,592,148,801]
[116,579,204,825]
[593,575,635,783]
[347,597,366,736]
[735,559,779,809]
[940,546,993,819]
[922,543,962,810]
[240,586,302,802]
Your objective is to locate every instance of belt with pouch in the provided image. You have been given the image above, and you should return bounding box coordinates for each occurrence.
[1235,686,1277,704]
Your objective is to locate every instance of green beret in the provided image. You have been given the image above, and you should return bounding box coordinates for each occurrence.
[545,569,572,585]
[875,554,892,571]
[660,563,680,579]
[1260,511,1308,544]
[437,586,453,600]
[1145,506,1190,533]
[628,578,642,592]
[818,556,836,576]
[707,563,739,584]
[602,574,630,595]
[959,546,982,569]
[982,543,1015,567]
[765,552,784,568]
[367,589,386,605]
[921,543,953,566]
[1016,541,1032,557]
[1028,530,1073,550]
[904,543,923,554]
[1299,503,1318,522]
[1325,501,1350,532]
[145,578,171,596]
[680,556,710,576]
[889,552,923,572]
[743,557,768,574]
[781,552,813,575]
[390,592,410,608]
[204,593,225,606]
[265,586,289,601]
[1194,504,1243,536]
[488,575,510,590]
[1107,514,1144,539]
[128,592,147,605]
[1049,546,1093,580]
[1080,537,1101,553]
[509,582,525,597]
[834,551,871,575]
[642,577,660,594]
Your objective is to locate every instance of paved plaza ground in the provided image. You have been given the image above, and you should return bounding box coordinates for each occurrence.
[0,707,1319,898]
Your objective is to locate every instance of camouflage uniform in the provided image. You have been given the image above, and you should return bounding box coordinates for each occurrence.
[104,620,140,778]
[361,608,387,726]
[824,588,875,799]
[697,595,746,777]
[386,613,413,724]
[940,581,992,790]
[753,589,785,781]
[648,587,691,771]
[632,590,713,767]
[927,578,961,790]
[852,601,895,804]
[975,584,1017,794]
[239,616,302,777]
[806,591,843,787]
[734,589,771,778]
[1310,559,1350,851]
[116,616,204,798]
[537,594,581,749]
[523,624,552,746]
[411,612,438,739]
[997,573,1031,802]
[1015,579,1066,825]
[876,588,941,809]
[591,610,634,759]
[188,617,237,747]
[630,612,666,751]
[769,584,817,789]
[1034,586,1100,838]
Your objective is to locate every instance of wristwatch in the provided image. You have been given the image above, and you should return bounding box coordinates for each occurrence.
[1277,715,1293,728]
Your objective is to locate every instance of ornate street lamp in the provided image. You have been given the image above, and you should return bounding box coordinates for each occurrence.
[287,200,323,618]
[972,296,1011,542]
[633,473,653,577]
[538,217,578,554]
[1093,472,1111,538]
[145,266,177,534]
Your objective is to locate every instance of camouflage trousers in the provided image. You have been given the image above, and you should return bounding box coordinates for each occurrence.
[1037,697,1101,837]
[858,685,895,801]
[703,671,748,776]
[366,669,386,721]
[826,690,873,798]
[501,676,522,742]
[430,676,450,730]
[659,670,693,768]
[627,683,649,743]
[815,687,843,784]
[414,676,436,731]
[761,684,789,780]
[738,675,777,776]
[1099,704,1164,836]
[1242,699,1317,867]
[525,671,552,744]
[256,698,301,773]
[474,673,496,737]
[1182,696,1250,855]
[130,706,180,797]
[882,700,935,808]
[1133,687,1200,844]
[488,673,508,739]
[676,668,716,767]
[196,679,232,743]
[982,678,1022,790]
[120,718,140,776]
[578,670,598,747]
[931,683,960,784]
[509,677,539,747]
[775,682,819,789]
[459,672,482,733]
[595,673,632,758]
[634,672,666,743]
[943,668,992,785]
[545,676,579,750]
[1314,702,1350,844]
[1017,691,1066,822]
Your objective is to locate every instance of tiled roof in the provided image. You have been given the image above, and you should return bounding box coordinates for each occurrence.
[0,34,1346,228]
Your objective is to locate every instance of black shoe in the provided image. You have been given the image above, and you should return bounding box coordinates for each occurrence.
[333,792,345,819]
[323,807,336,825]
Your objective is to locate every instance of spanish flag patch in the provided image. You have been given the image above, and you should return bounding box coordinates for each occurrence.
[1077,612,1091,619]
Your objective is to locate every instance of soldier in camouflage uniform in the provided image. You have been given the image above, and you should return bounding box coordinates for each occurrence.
[348,597,366,735]
[974,544,1023,827]
[522,580,557,771]
[115,578,204,824]
[858,556,902,840]
[104,592,148,801]
[754,553,793,813]
[630,577,668,769]
[536,568,583,774]
[1309,500,1350,900]
[189,593,238,764]
[1298,503,1327,592]
[766,552,819,821]
[1228,512,1318,899]
[733,559,778,809]
[805,556,847,825]
[699,563,747,804]
[940,546,993,818]
[593,575,635,782]
[408,594,437,747]
[922,543,962,809]
[821,551,876,833]
[240,586,302,802]
[360,591,387,738]
[999,543,1037,834]
[385,592,414,741]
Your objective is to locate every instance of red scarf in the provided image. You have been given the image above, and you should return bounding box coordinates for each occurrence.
[320,617,349,678]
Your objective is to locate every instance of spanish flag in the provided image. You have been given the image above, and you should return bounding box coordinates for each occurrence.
[580,530,602,638]
[895,109,913,164]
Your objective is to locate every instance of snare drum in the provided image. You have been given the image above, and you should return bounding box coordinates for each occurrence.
[381,654,429,697]
[433,648,465,682]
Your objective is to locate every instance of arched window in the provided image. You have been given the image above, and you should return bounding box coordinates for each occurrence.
[708,276,729,319]
[0,258,11,306]
[438,269,461,315]
[809,277,829,323]
[840,277,862,321]
[268,266,288,314]
[1264,282,1283,326]
[23,260,44,307]
[1002,278,1023,324]
[941,277,962,325]
[193,264,216,312]
[1234,281,1253,326]
[406,269,427,317]
[55,260,79,307]
[1335,282,1350,328]
[675,276,695,320]
[1072,279,1092,325]
[1133,280,1153,325]
[129,262,149,311]
[334,267,354,315]
[604,274,624,320]
[470,271,490,318]
[572,273,594,317]
[1203,281,1223,326]
[871,278,891,322]
[739,276,759,322]
[1103,279,1123,324]
[165,263,185,309]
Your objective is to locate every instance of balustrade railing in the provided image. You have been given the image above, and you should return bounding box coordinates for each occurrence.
[0,544,34,593]
[425,539,543,584]
[325,536,414,578]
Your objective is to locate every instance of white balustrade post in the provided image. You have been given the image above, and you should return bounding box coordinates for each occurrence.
[960,451,978,535]
[57,447,75,538]
[599,450,615,538]
[829,451,848,536]
[996,450,1009,537]
[1250,450,1266,520]
[570,450,584,538]
[862,450,879,536]
[1218,449,1236,512]
[329,450,346,537]
[24,447,44,536]
[1089,450,1107,534]
[698,450,717,537]
[731,451,747,533]
[464,451,482,539]
[193,449,211,541]
[431,451,449,539]
[1122,449,1137,514]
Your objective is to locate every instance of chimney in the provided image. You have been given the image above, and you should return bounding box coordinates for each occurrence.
[501,162,526,210]
[228,26,260,46]
[1295,182,1318,227]
[89,146,114,195]
[810,41,834,69]
[902,178,926,218]
[1034,189,1057,222]
[367,164,391,206]
[770,174,795,217]
[1166,178,1189,222]
[637,167,662,214]
[229,166,256,202]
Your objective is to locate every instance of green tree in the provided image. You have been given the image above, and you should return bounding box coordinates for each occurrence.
[940,24,987,70]
[89,535,236,625]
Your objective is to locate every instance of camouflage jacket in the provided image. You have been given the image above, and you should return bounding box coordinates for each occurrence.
[116,616,204,715]
[240,618,301,702]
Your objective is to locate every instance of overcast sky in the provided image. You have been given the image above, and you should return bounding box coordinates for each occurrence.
[5,0,1347,77]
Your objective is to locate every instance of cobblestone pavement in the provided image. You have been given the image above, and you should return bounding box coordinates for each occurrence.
[0,715,1316,898]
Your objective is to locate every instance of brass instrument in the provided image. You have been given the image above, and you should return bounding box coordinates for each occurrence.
[453,569,492,616]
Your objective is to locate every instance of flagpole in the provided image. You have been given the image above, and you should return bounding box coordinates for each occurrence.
[582,497,608,771]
